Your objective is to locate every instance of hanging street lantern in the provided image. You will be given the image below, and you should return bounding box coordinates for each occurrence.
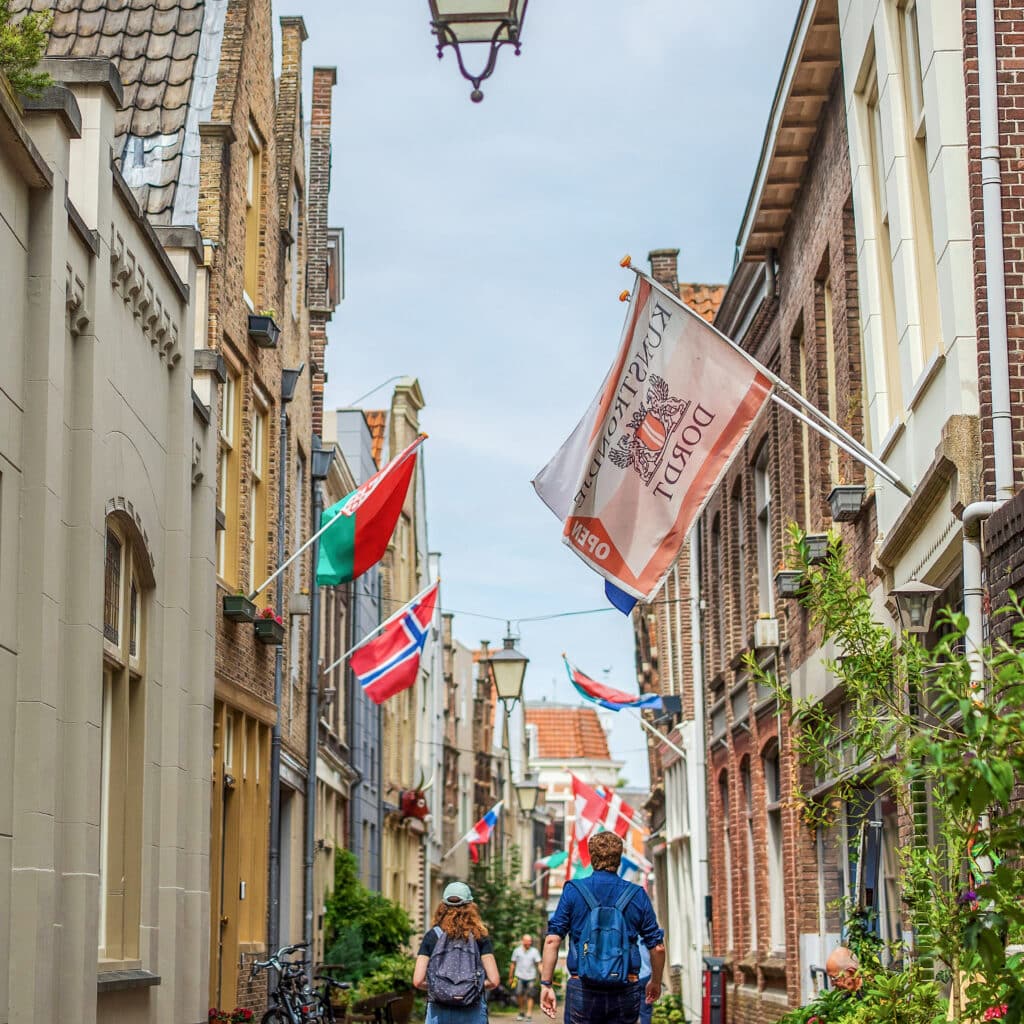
[427,0,529,103]
[488,631,529,707]
[514,773,541,814]
[891,580,941,635]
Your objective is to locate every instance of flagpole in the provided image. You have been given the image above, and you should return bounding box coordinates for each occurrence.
[442,799,504,861]
[248,434,426,602]
[625,264,913,498]
[629,707,688,761]
[320,580,438,678]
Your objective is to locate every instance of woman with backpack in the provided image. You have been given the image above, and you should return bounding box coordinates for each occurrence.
[413,881,501,1023]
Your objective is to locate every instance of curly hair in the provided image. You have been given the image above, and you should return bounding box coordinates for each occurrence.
[588,830,624,873]
[432,902,489,941]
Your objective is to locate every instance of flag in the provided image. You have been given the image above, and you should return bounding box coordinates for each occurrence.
[565,656,663,713]
[349,581,439,705]
[465,801,503,863]
[605,580,638,615]
[316,435,425,586]
[536,850,568,870]
[601,790,638,839]
[570,773,607,871]
[533,276,771,601]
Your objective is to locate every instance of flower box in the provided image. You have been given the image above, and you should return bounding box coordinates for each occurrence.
[805,533,829,564]
[222,594,256,623]
[253,617,285,645]
[827,484,866,522]
[247,313,280,349]
[775,570,804,599]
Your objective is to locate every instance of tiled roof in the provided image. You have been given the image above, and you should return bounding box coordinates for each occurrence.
[678,283,726,323]
[12,0,222,224]
[364,410,386,468]
[525,706,612,761]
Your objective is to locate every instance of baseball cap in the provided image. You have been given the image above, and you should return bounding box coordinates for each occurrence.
[442,881,474,906]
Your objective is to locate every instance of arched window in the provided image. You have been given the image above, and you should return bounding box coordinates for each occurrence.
[100,515,151,963]
[763,742,786,952]
[740,757,758,953]
[719,771,734,951]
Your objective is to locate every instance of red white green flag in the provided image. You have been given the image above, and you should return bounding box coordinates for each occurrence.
[316,435,425,586]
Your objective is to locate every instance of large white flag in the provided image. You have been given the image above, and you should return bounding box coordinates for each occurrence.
[534,275,771,601]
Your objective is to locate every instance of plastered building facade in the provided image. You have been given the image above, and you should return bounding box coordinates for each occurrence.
[0,59,215,1024]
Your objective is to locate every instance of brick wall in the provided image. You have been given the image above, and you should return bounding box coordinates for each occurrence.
[699,82,877,1024]
[963,0,1024,496]
[983,487,1024,644]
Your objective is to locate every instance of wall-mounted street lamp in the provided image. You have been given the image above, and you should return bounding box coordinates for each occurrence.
[281,364,305,404]
[891,580,940,635]
[488,631,529,709]
[427,0,529,103]
[514,773,541,814]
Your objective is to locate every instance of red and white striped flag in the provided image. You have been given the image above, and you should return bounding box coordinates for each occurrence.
[534,274,771,601]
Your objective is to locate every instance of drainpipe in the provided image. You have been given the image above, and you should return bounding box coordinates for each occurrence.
[977,0,1015,500]
[962,501,1002,686]
[305,470,326,961]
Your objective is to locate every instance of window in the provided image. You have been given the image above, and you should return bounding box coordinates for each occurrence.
[249,399,269,600]
[764,745,786,952]
[711,515,726,673]
[741,759,758,952]
[795,323,812,527]
[99,520,147,963]
[294,450,306,594]
[218,365,241,585]
[754,445,773,616]
[863,59,902,431]
[899,0,941,365]
[720,773,734,951]
[822,276,839,482]
[733,488,748,642]
[244,121,263,304]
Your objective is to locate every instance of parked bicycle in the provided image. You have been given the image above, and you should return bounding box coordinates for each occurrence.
[249,942,349,1023]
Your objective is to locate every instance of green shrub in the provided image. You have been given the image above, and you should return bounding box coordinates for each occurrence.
[352,953,415,1002]
[0,0,51,98]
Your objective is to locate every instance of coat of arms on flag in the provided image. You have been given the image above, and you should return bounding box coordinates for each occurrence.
[533,276,771,601]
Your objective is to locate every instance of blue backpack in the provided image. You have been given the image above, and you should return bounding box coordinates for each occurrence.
[572,880,638,987]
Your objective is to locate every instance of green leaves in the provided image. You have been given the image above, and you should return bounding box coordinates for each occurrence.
[0,0,51,98]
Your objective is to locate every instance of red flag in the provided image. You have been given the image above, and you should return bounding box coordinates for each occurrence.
[349,582,439,704]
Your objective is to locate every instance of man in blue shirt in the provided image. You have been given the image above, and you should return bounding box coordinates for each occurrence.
[539,832,665,1024]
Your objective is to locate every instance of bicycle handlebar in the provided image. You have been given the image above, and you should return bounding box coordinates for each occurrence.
[248,942,312,977]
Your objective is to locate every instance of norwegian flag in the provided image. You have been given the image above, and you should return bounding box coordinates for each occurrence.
[350,582,439,704]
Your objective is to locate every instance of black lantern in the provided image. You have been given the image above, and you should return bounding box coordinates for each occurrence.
[488,631,529,707]
[311,441,335,481]
[891,580,940,635]
[281,364,305,404]
[427,0,529,102]
[514,773,541,814]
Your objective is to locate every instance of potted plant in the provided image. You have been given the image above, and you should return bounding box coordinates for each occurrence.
[827,482,866,522]
[247,308,281,348]
[222,590,256,623]
[208,1010,253,1023]
[804,533,829,564]
[774,563,803,599]
[253,607,284,645]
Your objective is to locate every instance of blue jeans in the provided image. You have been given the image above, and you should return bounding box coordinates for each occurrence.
[425,999,487,1024]
[565,978,643,1024]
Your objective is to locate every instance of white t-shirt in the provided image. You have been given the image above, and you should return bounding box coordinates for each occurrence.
[510,945,542,980]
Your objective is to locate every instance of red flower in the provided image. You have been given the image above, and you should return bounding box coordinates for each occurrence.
[983,1005,1008,1021]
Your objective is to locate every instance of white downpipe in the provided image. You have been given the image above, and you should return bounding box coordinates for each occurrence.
[978,0,1016,500]
[962,501,1002,686]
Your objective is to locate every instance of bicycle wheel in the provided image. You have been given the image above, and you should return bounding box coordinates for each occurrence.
[261,1009,290,1024]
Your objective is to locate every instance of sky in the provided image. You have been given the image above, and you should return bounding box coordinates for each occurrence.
[293,2,801,788]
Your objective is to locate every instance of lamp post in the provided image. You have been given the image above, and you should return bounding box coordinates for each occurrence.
[427,0,529,102]
[485,630,528,860]
[891,580,941,636]
[268,365,303,961]
[304,438,335,962]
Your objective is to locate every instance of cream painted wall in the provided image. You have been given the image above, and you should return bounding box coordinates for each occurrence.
[1,65,214,1024]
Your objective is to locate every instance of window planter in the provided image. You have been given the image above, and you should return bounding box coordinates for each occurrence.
[805,533,829,564]
[247,313,281,349]
[222,594,256,623]
[775,570,804,599]
[254,617,285,645]
[827,484,866,522]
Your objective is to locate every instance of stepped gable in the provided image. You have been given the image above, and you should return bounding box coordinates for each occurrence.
[12,0,212,223]
[525,705,612,761]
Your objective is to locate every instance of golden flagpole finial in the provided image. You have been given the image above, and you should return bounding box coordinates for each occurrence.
[619,255,632,268]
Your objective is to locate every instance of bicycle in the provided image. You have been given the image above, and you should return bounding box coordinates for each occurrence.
[251,942,348,1023]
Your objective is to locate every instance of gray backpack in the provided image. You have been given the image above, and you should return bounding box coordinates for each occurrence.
[426,926,485,1007]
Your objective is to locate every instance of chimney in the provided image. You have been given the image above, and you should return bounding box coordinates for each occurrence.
[648,248,679,293]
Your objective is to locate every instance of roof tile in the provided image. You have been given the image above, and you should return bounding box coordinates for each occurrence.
[364,411,387,469]
[524,706,613,761]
